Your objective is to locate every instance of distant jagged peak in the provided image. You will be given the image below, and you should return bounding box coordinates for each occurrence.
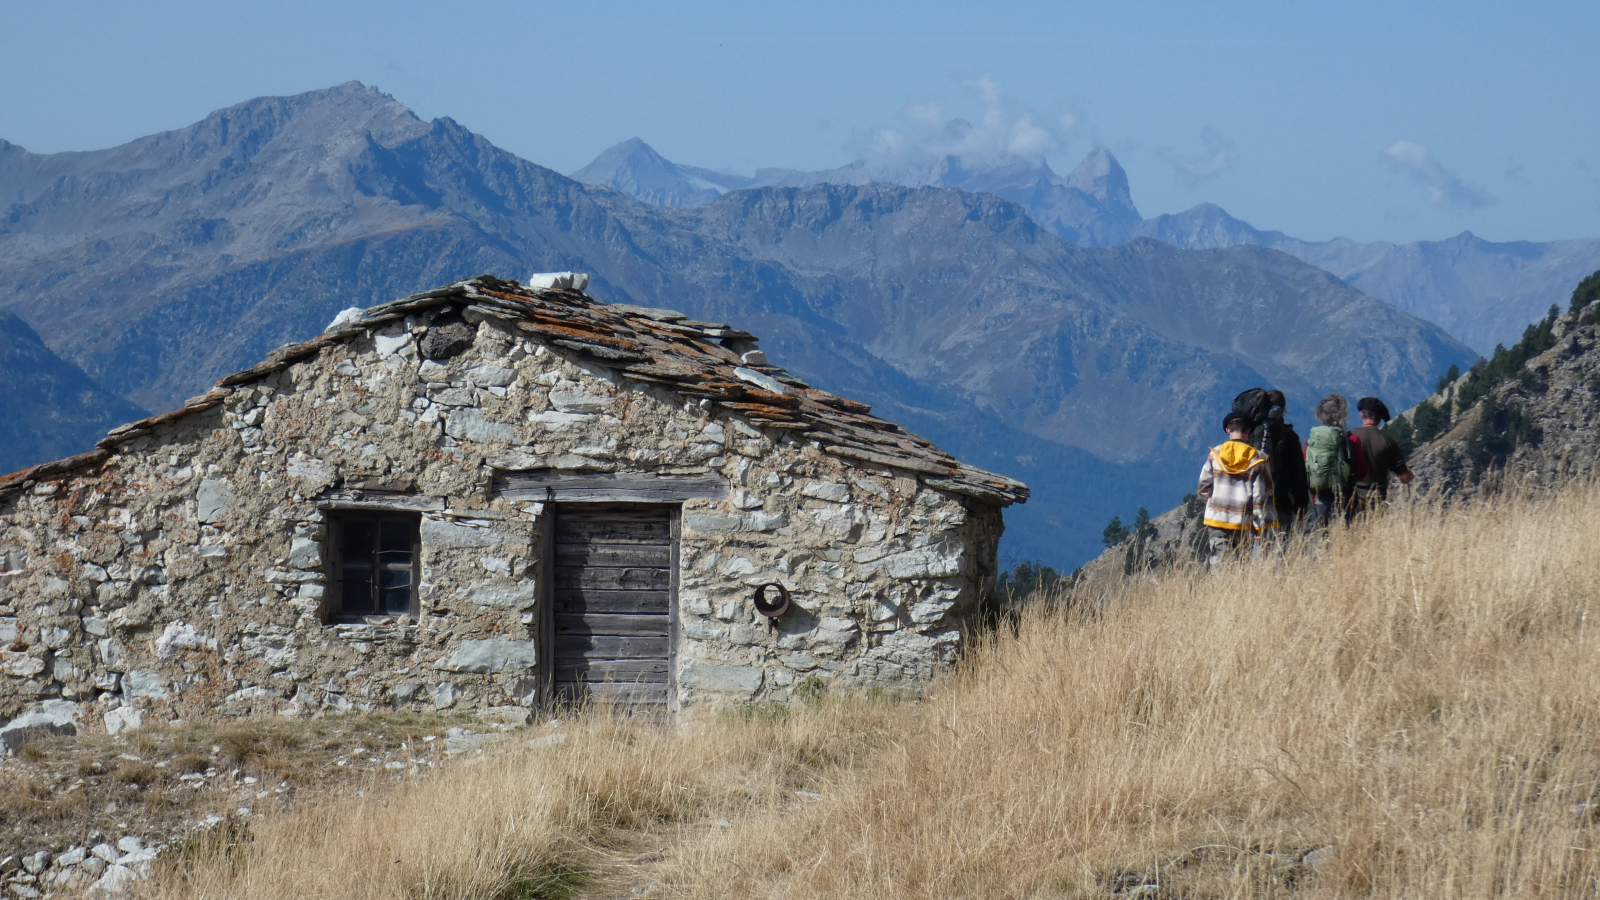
[572,137,676,182]
[572,137,753,205]
[1062,147,1136,211]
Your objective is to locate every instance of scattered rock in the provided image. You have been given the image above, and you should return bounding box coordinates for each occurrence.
[444,727,501,753]
[87,863,135,898]
[1301,844,1336,870]
[1,701,81,755]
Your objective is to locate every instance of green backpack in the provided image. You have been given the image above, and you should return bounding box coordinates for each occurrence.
[1305,425,1353,491]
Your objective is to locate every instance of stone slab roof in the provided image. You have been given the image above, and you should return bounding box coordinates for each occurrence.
[1,276,1028,506]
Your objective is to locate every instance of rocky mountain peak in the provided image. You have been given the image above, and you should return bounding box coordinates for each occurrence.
[111,81,427,174]
[1062,147,1137,212]
[571,137,750,206]
[573,137,668,179]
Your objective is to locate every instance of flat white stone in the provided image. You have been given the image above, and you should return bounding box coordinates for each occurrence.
[678,659,763,696]
[286,458,329,480]
[195,478,235,524]
[419,519,523,550]
[434,639,538,673]
[123,669,168,699]
[1,700,81,753]
[801,481,851,503]
[467,583,538,609]
[373,333,411,357]
[733,367,787,395]
[288,536,320,569]
[464,364,515,386]
[155,622,217,659]
[445,409,517,443]
[529,410,593,430]
[549,387,613,413]
[325,307,364,331]
[0,651,45,677]
[684,512,787,534]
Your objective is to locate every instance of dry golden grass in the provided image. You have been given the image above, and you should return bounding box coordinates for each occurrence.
[160,481,1600,899]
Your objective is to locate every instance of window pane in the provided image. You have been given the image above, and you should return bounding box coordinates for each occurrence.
[344,520,374,560]
[341,565,374,615]
[336,515,416,618]
[379,567,412,614]
[379,520,412,554]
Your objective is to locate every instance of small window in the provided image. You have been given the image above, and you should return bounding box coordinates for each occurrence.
[329,513,419,618]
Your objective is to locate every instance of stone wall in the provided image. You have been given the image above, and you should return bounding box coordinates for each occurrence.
[0,304,1004,738]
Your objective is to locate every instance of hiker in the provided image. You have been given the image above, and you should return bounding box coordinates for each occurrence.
[1304,393,1355,526]
[1349,396,1413,517]
[1255,390,1310,528]
[1198,411,1277,563]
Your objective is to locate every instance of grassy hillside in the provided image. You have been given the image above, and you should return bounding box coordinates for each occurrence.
[162,482,1600,899]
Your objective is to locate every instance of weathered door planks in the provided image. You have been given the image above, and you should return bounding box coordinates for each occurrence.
[550,504,676,708]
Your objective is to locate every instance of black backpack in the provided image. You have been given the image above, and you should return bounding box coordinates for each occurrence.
[1234,388,1290,454]
[1232,389,1271,429]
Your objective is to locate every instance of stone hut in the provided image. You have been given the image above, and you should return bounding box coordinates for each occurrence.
[0,275,1027,738]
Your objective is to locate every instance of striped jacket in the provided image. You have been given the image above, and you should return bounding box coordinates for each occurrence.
[1198,440,1277,532]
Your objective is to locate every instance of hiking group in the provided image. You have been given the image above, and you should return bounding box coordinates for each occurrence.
[1197,389,1413,561]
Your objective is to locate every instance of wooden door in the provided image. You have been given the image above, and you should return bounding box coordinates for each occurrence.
[549,505,675,709]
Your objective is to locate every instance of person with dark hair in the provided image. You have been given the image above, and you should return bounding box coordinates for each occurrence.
[1349,396,1412,516]
[1250,389,1310,529]
[1198,411,1277,564]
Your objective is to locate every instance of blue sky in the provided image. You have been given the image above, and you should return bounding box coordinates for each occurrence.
[3,0,1596,244]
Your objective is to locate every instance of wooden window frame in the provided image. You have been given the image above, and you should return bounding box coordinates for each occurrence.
[324,511,422,621]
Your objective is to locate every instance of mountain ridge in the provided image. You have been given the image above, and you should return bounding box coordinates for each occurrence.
[0,83,1474,566]
[576,138,1600,354]
[0,312,147,475]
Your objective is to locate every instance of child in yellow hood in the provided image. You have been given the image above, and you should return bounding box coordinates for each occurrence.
[1198,412,1278,562]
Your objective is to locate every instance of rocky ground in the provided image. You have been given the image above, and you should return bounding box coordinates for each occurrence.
[0,710,529,898]
[1406,309,1600,492]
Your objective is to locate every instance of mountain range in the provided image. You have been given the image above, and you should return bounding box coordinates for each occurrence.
[0,313,146,471]
[0,82,1477,565]
[575,139,1600,356]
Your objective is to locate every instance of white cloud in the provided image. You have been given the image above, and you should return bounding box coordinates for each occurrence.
[1383,140,1493,208]
[1157,128,1239,189]
[867,128,908,157]
[852,76,1078,169]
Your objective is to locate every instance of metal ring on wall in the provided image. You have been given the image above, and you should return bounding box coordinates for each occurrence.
[752,582,791,618]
